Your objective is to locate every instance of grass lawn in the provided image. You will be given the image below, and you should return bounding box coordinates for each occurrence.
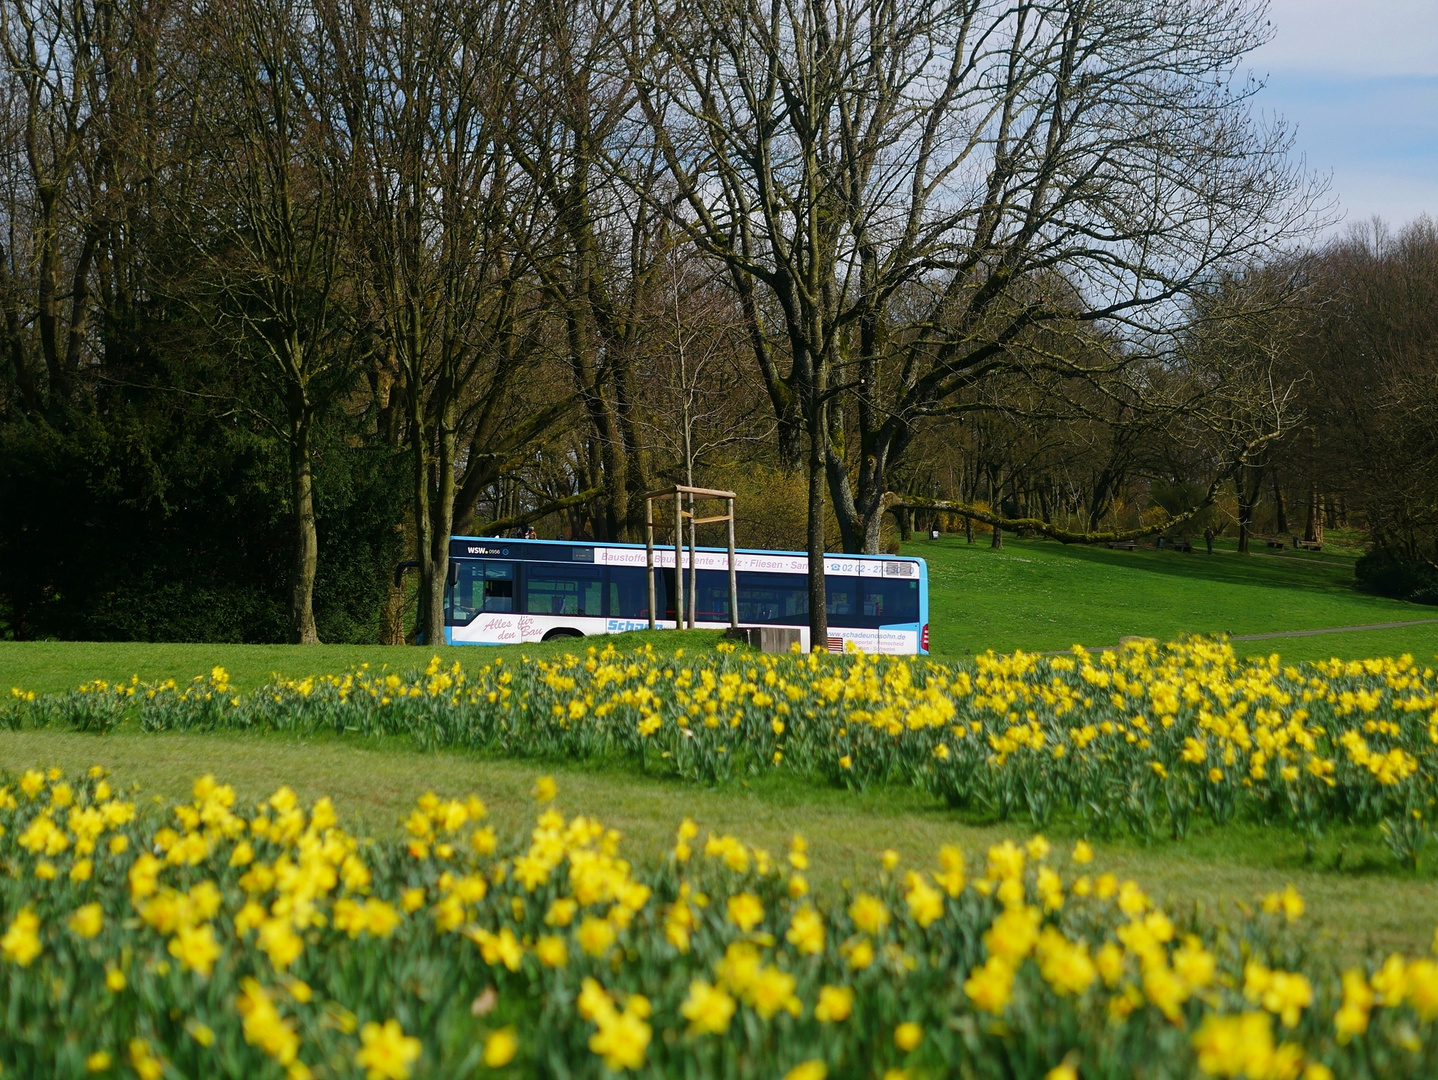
[0,630,727,695]
[1,727,1433,960]
[913,533,1438,661]
[4,537,1437,693]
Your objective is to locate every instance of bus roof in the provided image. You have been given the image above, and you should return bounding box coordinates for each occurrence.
[449,534,925,565]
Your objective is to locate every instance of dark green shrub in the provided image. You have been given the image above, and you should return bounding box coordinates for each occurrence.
[1355,549,1438,602]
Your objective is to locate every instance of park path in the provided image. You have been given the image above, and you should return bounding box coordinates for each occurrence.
[1228,618,1438,641]
[1250,554,1356,568]
[1052,618,1438,655]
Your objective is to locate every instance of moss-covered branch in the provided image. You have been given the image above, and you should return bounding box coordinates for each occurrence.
[882,478,1222,545]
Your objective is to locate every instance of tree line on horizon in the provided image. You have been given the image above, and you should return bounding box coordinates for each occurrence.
[1,0,1433,646]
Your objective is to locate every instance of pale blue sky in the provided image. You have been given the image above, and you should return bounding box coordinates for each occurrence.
[1250,0,1438,231]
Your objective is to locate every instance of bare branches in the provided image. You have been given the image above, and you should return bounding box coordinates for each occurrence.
[617,0,1326,557]
[477,486,604,537]
[0,0,1370,645]
[1289,219,1438,564]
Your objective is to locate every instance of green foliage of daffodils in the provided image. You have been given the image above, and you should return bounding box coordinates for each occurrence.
[7,637,1438,865]
[4,765,1438,1079]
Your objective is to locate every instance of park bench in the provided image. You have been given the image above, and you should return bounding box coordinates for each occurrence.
[1296,539,1323,551]
[1169,539,1193,553]
[1105,540,1137,550]
[1265,538,1287,549]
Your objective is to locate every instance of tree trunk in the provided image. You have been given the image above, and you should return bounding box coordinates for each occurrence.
[897,506,912,542]
[852,428,908,555]
[424,409,456,649]
[824,442,865,554]
[965,514,973,544]
[858,483,888,554]
[410,394,434,642]
[824,399,892,555]
[36,195,72,404]
[288,410,321,644]
[613,357,652,538]
[0,242,41,412]
[564,306,629,541]
[733,269,802,471]
[380,582,407,645]
[1236,466,1263,554]
[1304,482,1323,545]
[1272,477,1288,534]
[806,393,829,652]
[1087,473,1114,532]
[990,471,1003,549]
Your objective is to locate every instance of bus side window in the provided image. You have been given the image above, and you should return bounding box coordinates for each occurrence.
[824,574,917,628]
[826,578,857,617]
[448,562,516,624]
[862,588,884,618]
[863,578,918,623]
[525,564,602,617]
[734,571,807,624]
[694,569,732,621]
[605,566,667,619]
[444,563,469,625]
[885,578,919,623]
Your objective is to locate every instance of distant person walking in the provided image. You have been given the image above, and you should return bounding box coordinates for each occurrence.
[1203,526,1214,555]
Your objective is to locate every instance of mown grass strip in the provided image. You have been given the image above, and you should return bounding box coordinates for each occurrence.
[2,728,1435,957]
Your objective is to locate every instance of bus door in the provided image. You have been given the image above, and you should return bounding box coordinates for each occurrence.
[866,561,920,653]
[445,560,516,625]
[840,567,880,654]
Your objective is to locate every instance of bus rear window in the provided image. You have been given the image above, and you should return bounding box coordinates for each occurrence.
[853,578,919,625]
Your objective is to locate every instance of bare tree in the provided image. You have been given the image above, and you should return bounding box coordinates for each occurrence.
[174,0,349,643]
[1293,219,1438,567]
[505,0,672,543]
[1171,263,1312,553]
[619,0,1323,655]
[0,0,126,414]
[635,243,769,490]
[324,0,572,644]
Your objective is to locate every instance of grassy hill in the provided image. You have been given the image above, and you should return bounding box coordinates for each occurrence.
[2,533,1435,693]
[916,532,1438,661]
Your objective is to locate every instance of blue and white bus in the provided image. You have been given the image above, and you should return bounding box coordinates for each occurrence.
[443,537,929,654]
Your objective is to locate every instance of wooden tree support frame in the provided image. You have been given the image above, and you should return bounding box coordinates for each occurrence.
[644,485,739,631]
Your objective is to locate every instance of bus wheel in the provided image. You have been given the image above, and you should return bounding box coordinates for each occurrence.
[541,628,583,641]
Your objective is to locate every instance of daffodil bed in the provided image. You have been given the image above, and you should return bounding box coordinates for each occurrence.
[8,637,1438,862]
[3,765,1438,1080]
